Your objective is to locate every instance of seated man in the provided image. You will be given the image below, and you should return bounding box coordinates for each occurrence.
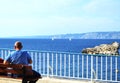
[4,41,41,83]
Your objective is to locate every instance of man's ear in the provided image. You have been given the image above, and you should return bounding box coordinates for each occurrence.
[14,46,16,49]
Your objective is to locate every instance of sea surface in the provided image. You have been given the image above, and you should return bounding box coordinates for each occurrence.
[0,38,120,53]
[0,38,120,81]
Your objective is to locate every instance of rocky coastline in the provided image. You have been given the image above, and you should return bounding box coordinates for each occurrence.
[82,42,120,55]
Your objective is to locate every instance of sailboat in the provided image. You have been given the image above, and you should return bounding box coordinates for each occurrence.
[52,37,54,40]
[69,38,72,41]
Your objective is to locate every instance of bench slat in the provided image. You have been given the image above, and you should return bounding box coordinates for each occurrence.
[0,63,41,81]
[0,63,32,77]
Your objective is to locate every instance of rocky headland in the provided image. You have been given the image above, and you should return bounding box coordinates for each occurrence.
[82,42,120,55]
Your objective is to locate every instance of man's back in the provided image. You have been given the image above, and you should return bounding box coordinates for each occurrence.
[6,50,32,65]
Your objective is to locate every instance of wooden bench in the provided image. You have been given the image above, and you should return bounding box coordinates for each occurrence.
[0,63,40,82]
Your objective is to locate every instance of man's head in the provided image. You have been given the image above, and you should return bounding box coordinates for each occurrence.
[14,41,23,50]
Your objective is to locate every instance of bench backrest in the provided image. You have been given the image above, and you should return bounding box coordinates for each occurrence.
[0,63,33,76]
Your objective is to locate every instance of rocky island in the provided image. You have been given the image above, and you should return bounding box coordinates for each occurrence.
[82,42,120,55]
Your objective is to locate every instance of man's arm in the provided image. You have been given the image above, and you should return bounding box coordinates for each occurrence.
[26,51,32,64]
[29,60,32,64]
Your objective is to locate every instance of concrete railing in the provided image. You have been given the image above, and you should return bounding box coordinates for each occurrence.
[0,48,120,83]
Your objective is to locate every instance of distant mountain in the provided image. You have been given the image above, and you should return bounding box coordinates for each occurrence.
[78,32,120,39]
[12,31,120,39]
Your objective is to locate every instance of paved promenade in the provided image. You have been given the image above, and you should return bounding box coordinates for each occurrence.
[0,77,94,83]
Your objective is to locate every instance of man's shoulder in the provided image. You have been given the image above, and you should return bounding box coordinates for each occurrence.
[11,50,28,55]
[22,51,28,54]
[10,51,17,54]
[22,51,30,56]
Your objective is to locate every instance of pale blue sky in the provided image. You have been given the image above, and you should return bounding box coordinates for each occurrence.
[0,0,120,37]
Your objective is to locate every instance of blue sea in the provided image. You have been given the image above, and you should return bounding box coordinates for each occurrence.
[0,38,120,53]
[0,39,120,81]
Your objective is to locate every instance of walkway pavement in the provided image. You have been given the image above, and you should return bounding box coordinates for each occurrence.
[38,77,92,83]
[0,77,94,83]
